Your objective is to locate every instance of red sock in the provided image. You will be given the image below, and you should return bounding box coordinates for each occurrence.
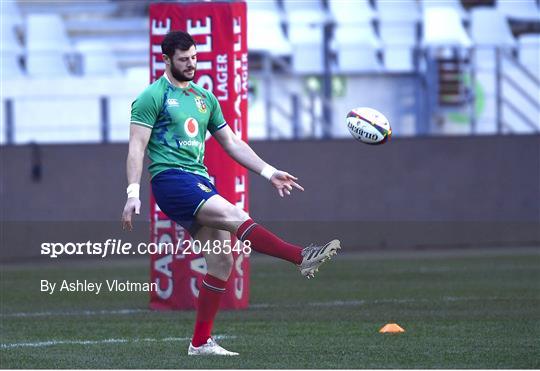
[236,219,303,265]
[192,274,227,347]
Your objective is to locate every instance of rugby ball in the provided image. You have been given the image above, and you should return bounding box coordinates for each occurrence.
[346,107,391,145]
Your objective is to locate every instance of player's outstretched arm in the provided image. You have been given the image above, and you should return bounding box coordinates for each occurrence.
[122,125,151,231]
[212,126,304,197]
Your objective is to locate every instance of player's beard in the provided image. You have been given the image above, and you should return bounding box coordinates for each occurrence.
[170,63,195,82]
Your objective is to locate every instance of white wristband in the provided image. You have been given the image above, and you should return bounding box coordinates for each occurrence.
[260,165,277,181]
[127,183,140,199]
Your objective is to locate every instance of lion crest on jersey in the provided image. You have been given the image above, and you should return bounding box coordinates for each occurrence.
[197,183,212,193]
[194,96,207,113]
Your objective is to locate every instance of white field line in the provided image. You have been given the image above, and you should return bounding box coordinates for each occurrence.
[249,296,509,309]
[1,335,234,349]
[2,296,517,318]
[3,308,149,318]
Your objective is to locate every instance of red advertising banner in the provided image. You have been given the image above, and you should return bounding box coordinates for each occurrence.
[148,1,249,310]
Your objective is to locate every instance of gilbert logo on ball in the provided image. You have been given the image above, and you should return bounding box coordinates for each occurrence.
[346,107,392,145]
[184,117,199,138]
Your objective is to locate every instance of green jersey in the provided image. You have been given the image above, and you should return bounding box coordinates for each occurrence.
[130,74,226,179]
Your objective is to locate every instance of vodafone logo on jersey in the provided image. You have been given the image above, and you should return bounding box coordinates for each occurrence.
[184,118,199,138]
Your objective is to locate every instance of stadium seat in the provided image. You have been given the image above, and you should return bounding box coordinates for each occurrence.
[25,14,71,53]
[71,35,148,71]
[2,0,24,29]
[377,0,421,22]
[246,0,279,12]
[333,25,382,73]
[76,40,121,76]
[380,23,418,72]
[470,7,516,68]
[16,1,118,17]
[1,0,24,78]
[283,0,329,74]
[1,19,24,78]
[247,7,291,56]
[496,0,540,20]
[383,48,418,72]
[422,6,472,47]
[380,23,417,46]
[65,16,148,72]
[328,0,376,24]
[471,8,516,46]
[64,17,148,38]
[282,0,327,24]
[125,66,149,81]
[25,14,73,77]
[288,24,325,74]
[420,0,468,20]
[518,34,540,79]
[0,52,24,79]
[376,0,421,72]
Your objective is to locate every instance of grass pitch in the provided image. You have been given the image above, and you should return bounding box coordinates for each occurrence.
[1,247,539,368]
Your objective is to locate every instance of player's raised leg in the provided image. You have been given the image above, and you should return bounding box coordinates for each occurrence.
[188,226,238,356]
[195,194,341,278]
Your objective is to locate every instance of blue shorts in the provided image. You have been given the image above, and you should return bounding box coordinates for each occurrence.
[151,168,218,236]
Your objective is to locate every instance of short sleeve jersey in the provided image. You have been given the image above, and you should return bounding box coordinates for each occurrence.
[130,75,226,179]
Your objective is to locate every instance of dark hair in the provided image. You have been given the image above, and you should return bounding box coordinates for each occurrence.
[161,31,196,58]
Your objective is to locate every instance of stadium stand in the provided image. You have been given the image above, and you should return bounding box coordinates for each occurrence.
[1,0,539,145]
[16,0,118,17]
[518,34,540,78]
[469,6,535,133]
[421,0,469,21]
[1,8,24,79]
[25,14,73,77]
[423,6,472,47]
[246,0,290,56]
[496,0,540,20]
[333,24,382,72]
[327,0,376,24]
[283,0,328,74]
[66,17,149,70]
[75,40,121,76]
[377,0,422,71]
[330,0,381,72]
[471,7,516,67]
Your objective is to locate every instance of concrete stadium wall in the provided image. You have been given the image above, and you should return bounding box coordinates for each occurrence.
[1,135,539,260]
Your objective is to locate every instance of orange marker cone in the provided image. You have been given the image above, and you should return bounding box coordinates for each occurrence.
[379,323,405,333]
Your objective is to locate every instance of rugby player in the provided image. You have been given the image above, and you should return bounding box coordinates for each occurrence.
[121,31,341,356]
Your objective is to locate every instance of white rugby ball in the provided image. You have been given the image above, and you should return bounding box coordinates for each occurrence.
[346,107,392,145]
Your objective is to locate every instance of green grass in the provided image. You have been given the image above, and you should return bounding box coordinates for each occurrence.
[1,248,539,368]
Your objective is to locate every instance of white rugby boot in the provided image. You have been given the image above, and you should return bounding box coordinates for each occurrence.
[298,239,341,279]
[188,337,239,356]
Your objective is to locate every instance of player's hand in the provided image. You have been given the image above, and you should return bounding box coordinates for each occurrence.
[121,197,141,231]
[270,170,304,197]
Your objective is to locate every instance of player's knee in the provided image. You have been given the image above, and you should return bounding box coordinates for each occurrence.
[209,253,233,278]
[220,253,234,274]
[220,203,249,223]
